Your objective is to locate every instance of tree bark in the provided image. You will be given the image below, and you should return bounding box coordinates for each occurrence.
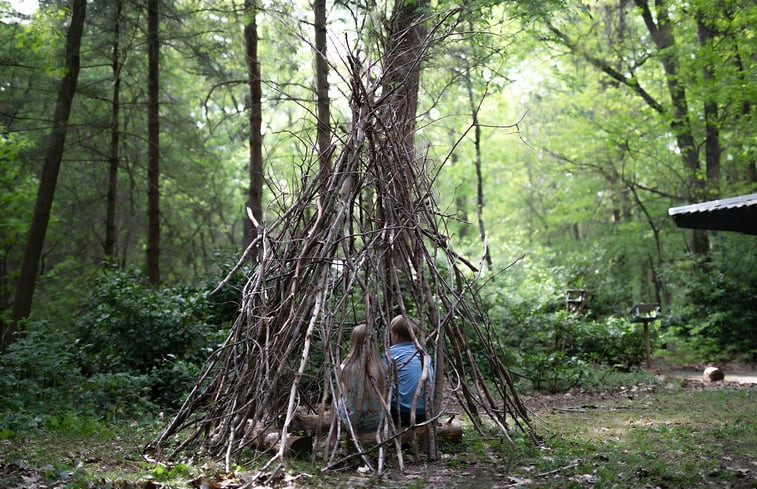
[146,0,160,284]
[314,0,331,185]
[243,0,263,253]
[105,0,123,261]
[5,0,86,351]
[696,6,721,191]
[382,0,428,155]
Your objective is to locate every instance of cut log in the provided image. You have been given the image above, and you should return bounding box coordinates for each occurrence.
[290,411,333,436]
[290,413,463,446]
[357,419,463,446]
[703,366,725,382]
[262,432,312,456]
[243,420,313,456]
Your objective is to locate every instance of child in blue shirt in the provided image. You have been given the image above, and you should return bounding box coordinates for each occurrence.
[389,314,434,425]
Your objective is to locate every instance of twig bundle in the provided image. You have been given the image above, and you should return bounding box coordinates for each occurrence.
[148,45,533,476]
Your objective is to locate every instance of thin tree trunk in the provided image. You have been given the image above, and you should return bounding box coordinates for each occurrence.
[105,0,123,261]
[463,61,492,268]
[314,0,331,184]
[5,0,86,351]
[696,6,721,192]
[446,128,468,238]
[730,46,755,182]
[243,0,263,253]
[146,0,160,284]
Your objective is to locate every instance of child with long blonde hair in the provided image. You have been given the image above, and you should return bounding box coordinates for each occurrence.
[337,323,388,432]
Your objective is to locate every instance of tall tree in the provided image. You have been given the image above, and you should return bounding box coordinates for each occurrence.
[379,0,446,459]
[695,3,721,189]
[633,0,708,253]
[5,0,87,351]
[105,0,124,260]
[146,0,160,283]
[243,0,263,252]
[458,17,497,269]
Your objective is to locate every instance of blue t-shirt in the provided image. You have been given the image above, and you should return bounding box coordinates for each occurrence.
[389,342,434,414]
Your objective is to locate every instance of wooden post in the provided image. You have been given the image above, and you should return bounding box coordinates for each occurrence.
[629,303,659,369]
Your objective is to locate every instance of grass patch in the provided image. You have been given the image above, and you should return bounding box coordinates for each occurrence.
[0,415,161,488]
[510,384,756,488]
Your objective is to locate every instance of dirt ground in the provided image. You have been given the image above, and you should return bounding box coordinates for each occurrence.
[2,364,754,489]
[311,363,757,489]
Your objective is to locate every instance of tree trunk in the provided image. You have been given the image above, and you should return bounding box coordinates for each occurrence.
[463,59,492,268]
[382,0,428,156]
[5,0,86,351]
[314,0,331,185]
[146,0,160,284]
[696,6,721,192]
[105,0,123,261]
[379,0,428,313]
[243,0,263,253]
[381,0,441,460]
[634,0,709,254]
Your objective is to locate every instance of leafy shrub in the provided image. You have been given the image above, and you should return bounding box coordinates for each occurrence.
[85,372,156,418]
[0,323,83,412]
[520,351,589,393]
[572,316,648,368]
[1,265,235,431]
[148,358,205,407]
[0,322,160,433]
[481,268,649,392]
[662,234,757,361]
[76,267,220,375]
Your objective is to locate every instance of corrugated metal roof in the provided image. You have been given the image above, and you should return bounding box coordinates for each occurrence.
[668,193,757,235]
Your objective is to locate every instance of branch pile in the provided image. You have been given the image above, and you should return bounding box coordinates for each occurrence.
[148,49,534,475]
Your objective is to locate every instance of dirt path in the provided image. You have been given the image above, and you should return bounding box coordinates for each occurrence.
[656,363,757,385]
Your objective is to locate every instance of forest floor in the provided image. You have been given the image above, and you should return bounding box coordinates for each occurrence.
[1,364,755,488]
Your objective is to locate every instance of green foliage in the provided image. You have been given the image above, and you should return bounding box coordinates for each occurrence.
[0,323,82,411]
[521,351,588,393]
[149,462,195,482]
[663,235,757,361]
[76,267,219,374]
[72,267,229,405]
[0,265,236,434]
[0,324,156,433]
[479,260,650,393]
[0,128,36,308]
[572,317,647,368]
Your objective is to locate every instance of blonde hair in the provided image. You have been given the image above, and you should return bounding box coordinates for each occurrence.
[338,324,388,423]
[390,314,420,343]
